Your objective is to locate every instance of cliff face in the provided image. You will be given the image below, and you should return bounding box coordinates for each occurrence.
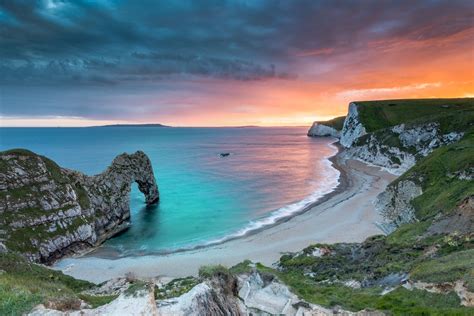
[307,122,341,137]
[341,111,464,175]
[340,102,367,147]
[307,115,345,138]
[336,99,473,233]
[375,180,422,234]
[0,149,159,263]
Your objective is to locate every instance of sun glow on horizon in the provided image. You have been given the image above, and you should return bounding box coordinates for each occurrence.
[1,1,473,127]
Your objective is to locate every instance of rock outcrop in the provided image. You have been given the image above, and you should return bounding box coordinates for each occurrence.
[375,180,423,234]
[340,103,367,147]
[307,116,345,138]
[342,119,463,175]
[333,100,471,233]
[158,275,245,315]
[307,122,341,138]
[0,149,159,263]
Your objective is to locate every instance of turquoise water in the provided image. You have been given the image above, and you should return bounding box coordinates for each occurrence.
[0,127,339,255]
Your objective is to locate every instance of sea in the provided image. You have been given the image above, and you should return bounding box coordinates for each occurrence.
[0,127,339,255]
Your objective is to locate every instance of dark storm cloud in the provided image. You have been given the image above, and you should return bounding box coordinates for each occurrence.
[1,0,472,85]
[0,0,472,119]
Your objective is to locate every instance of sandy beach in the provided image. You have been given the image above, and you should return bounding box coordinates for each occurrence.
[54,152,396,283]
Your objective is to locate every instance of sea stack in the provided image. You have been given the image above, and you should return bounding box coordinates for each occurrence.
[0,149,159,263]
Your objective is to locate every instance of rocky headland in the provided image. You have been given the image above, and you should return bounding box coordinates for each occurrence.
[0,149,159,263]
[308,98,473,232]
[1,98,473,315]
[307,116,345,137]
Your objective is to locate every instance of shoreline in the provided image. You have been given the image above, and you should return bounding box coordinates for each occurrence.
[85,140,346,259]
[54,145,396,283]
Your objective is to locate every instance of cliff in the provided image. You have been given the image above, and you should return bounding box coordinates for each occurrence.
[23,260,379,316]
[307,116,345,138]
[2,99,473,315]
[339,99,472,174]
[375,132,473,233]
[325,98,473,232]
[0,149,159,263]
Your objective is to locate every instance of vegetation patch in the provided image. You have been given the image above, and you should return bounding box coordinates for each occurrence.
[355,98,474,132]
[397,131,474,220]
[198,264,232,279]
[78,293,118,308]
[253,262,468,314]
[155,277,199,300]
[411,249,474,287]
[0,253,93,315]
[316,116,346,131]
[229,259,253,275]
[124,280,150,297]
[278,236,423,284]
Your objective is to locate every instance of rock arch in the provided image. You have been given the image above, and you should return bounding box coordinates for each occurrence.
[0,149,159,262]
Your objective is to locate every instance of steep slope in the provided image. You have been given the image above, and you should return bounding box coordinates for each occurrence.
[236,99,473,314]
[0,252,120,315]
[250,134,473,314]
[0,149,159,263]
[376,131,473,233]
[340,98,473,174]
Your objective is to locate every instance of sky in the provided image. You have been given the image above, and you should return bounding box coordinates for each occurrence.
[0,0,473,127]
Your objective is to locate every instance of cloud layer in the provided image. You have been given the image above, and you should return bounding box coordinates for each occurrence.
[0,0,473,124]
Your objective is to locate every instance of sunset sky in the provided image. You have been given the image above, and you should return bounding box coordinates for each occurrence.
[1,0,473,127]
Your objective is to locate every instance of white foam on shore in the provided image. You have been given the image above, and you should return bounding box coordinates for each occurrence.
[199,140,341,247]
[88,139,341,256]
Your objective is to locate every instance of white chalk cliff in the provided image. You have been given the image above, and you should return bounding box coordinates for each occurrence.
[334,101,465,232]
[307,122,341,138]
[340,103,367,147]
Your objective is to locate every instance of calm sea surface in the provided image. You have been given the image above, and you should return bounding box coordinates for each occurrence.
[0,127,339,255]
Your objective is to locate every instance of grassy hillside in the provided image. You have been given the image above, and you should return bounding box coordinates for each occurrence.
[354,98,474,132]
[316,116,346,130]
[0,253,116,315]
[250,130,474,314]
[397,130,473,220]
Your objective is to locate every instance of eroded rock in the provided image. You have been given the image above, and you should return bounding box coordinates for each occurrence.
[375,180,422,234]
[340,103,367,148]
[307,122,341,138]
[0,149,159,263]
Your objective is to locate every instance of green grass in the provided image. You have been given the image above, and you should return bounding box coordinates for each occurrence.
[411,249,474,287]
[317,116,346,130]
[124,280,150,297]
[0,148,38,156]
[354,98,474,132]
[155,277,199,300]
[74,182,91,209]
[0,148,68,183]
[0,253,115,315]
[0,253,91,315]
[386,221,432,245]
[278,236,424,283]
[198,264,232,279]
[254,263,469,314]
[397,131,474,220]
[229,259,253,274]
[77,294,118,308]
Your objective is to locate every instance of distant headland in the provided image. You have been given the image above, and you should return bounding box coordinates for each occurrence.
[97,123,172,128]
